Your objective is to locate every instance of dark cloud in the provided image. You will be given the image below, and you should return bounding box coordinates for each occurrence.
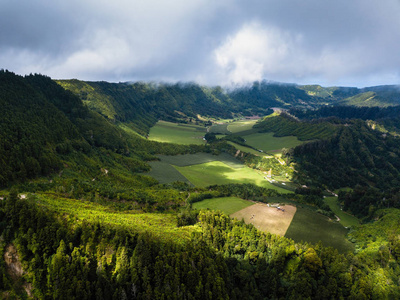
[1,0,400,87]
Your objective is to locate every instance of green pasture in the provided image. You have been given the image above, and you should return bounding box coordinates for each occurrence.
[175,161,291,193]
[227,119,258,133]
[32,194,198,244]
[148,121,206,145]
[156,152,243,168]
[192,197,254,215]
[244,132,304,153]
[324,197,360,228]
[227,141,265,156]
[147,153,243,184]
[147,161,192,185]
[209,123,230,134]
[285,207,354,253]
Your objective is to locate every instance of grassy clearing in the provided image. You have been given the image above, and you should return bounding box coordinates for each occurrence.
[285,208,354,253]
[147,161,193,185]
[209,123,230,134]
[175,161,291,193]
[231,203,297,236]
[32,194,198,244]
[192,197,254,215]
[324,197,360,228]
[244,132,304,153]
[156,152,243,168]
[148,121,206,145]
[227,120,258,133]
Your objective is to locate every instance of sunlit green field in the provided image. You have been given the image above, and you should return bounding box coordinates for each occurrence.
[192,197,254,215]
[175,161,291,193]
[285,207,354,253]
[156,152,243,168]
[324,197,360,228]
[209,123,230,134]
[227,119,258,133]
[148,121,206,145]
[147,161,192,185]
[32,194,198,243]
[244,132,305,153]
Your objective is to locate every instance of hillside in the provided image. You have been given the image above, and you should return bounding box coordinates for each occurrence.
[3,71,400,298]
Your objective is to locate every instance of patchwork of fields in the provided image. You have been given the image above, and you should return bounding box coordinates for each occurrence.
[148,120,206,145]
[194,197,354,253]
[145,117,353,252]
[146,152,291,193]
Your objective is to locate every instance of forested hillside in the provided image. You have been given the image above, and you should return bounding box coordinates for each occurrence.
[3,70,400,299]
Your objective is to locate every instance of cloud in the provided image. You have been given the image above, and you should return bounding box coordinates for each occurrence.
[1,0,400,86]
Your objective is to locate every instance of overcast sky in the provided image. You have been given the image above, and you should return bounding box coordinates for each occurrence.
[1,0,400,87]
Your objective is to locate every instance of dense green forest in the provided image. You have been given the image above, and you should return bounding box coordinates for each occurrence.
[2,70,400,299]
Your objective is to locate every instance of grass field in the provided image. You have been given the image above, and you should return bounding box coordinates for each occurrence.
[324,197,360,227]
[192,197,254,215]
[231,203,296,236]
[227,141,266,156]
[175,161,291,193]
[156,152,243,168]
[244,132,305,153]
[285,207,354,253]
[149,121,206,145]
[209,123,230,134]
[147,161,193,185]
[32,194,198,244]
[227,119,258,133]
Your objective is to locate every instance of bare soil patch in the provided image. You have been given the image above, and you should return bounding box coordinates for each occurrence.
[230,203,297,236]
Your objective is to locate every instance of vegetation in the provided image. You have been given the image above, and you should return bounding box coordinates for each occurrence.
[324,197,360,228]
[285,207,355,253]
[192,196,254,215]
[254,113,338,141]
[3,69,400,298]
[148,121,206,145]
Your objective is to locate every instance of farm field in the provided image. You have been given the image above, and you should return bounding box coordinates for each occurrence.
[148,120,206,145]
[209,123,230,134]
[226,141,266,156]
[147,153,243,185]
[324,197,360,227]
[227,119,258,133]
[231,203,297,236]
[192,197,254,215]
[175,161,291,193]
[244,132,305,153]
[32,194,198,244]
[285,207,354,253]
[156,152,243,168]
[147,161,192,185]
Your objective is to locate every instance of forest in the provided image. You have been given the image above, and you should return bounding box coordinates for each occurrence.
[2,70,400,299]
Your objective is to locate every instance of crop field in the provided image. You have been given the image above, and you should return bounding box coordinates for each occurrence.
[147,161,192,185]
[32,194,198,244]
[148,120,206,145]
[175,161,291,193]
[231,203,297,236]
[244,132,304,153]
[285,207,354,253]
[156,152,243,168]
[324,197,360,227]
[227,119,258,133]
[192,197,254,215]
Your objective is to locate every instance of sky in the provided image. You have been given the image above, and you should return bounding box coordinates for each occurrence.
[1,0,400,88]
